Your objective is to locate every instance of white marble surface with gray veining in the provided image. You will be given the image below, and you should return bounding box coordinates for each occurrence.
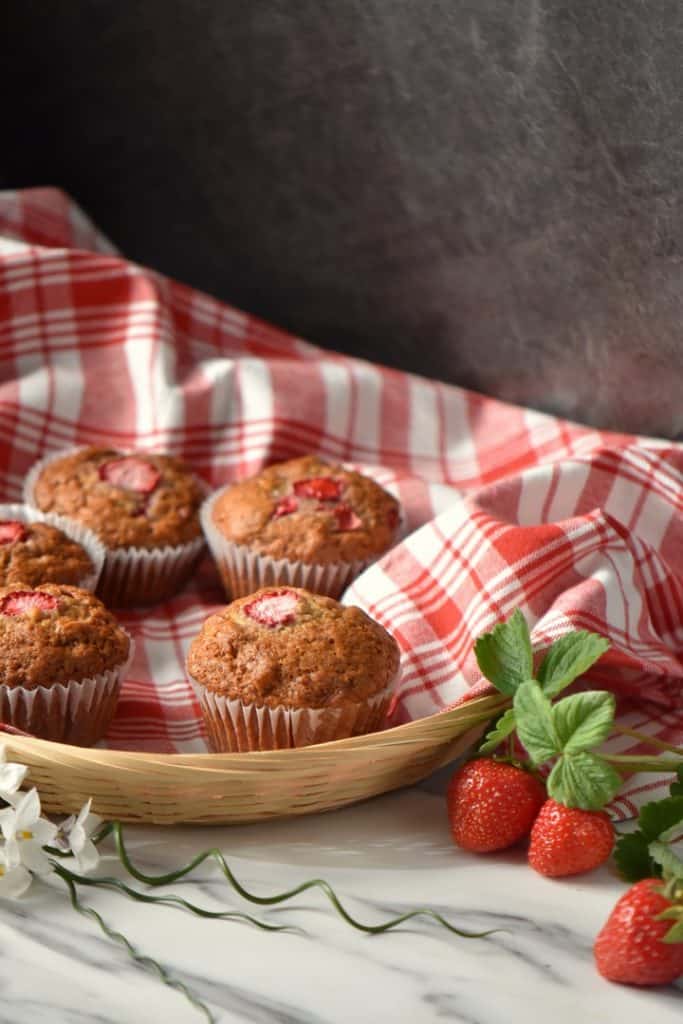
[0,772,680,1024]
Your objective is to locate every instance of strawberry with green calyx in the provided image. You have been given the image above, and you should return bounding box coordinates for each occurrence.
[596,769,683,985]
[594,877,683,986]
[474,611,683,810]
[454,610,683,876]
[528,799,614,877]
[447,758,546,853]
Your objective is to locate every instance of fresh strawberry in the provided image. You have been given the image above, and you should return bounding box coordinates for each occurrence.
[331,503,363,531]
[528,799,614,877]
[594,879,683,986]
[0,590,58,616]
[272,495,299,518]
[99,456,161,493]
[243,589,301,627]
[447,758,546,853]
[293,477,342,501]
[0,521,27,545]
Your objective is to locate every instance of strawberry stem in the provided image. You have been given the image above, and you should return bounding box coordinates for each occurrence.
[611,725,683,757]
[602,754,683,773]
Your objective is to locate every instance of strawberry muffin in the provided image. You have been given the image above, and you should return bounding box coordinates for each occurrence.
[187,586,401,751]
[25,446,206,606]
[202,455,401,599]
[0,583,132,745]
[0,504,104,591]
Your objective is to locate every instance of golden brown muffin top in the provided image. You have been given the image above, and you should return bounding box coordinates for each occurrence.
[0,582,130,689]
[187,586,400,708]
[32,446,204,549]
[0,520,94,588]
[211,455,400,564]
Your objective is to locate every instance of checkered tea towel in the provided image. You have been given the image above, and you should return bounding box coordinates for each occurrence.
[1,187,681,820]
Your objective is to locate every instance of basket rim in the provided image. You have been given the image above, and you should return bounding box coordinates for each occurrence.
[1,692,507,766]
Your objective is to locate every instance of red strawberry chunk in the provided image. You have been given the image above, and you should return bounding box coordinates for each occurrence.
[293,477,343,501]
[0,590,58,616]
[99,457,161,494]
[0,521,27,545]
[386,506,400,530]
[272,495,299,518]
[332,503,363,531]
[244,589,301,627]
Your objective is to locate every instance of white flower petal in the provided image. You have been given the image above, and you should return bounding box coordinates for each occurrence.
[31,819,58,845]
[75,799,92,828]
[14,788,40,831]
[0,804,17,840]
[74,838,100,874]
[0,863,32,900]
[68,822,86,854]
[3,839,21,869]
[18,840,51,876]
[0,761,27,797]
[84,812,102,835]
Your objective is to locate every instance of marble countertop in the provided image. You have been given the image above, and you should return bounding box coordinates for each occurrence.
[1,770,680,1024]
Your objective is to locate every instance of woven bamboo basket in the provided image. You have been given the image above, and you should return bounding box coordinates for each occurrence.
[1,693,508,825]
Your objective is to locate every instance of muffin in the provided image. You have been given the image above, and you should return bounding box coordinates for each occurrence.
[24,446,206,606]
[187,585,401,751]
[0,503,104,591]
[202,455,402,599]
[0,582,133,745]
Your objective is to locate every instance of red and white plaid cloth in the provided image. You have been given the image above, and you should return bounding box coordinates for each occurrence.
[1,187,681,820]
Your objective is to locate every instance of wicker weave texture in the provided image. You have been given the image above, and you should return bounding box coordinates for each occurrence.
[2,696,506,824]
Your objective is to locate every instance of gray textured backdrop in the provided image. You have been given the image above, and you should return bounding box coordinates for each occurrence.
[5,1,683,436]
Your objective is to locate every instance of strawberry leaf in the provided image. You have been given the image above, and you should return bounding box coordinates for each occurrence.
[551,691,616,754]
[536,631,610,698]
[638,796,683,842]
[478,708,517,756]
[513,681,559,763]
[614,831,656,882]
[547,751,622,810]
[649,841,683,882]
[670,766,683,798]
[614,794,683,882]
[474,610,533,696]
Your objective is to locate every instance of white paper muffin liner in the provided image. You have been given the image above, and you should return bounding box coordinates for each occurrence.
[0,502,106,592]
[24,447,206,607]
[200,485,399,601]
[0,634,134,747]
[189,673,397,752]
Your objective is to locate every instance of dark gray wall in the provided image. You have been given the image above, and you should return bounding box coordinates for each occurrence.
[5,1,683,436]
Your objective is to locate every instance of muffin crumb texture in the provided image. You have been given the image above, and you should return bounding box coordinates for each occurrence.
[187,586,400,709]
[0,583,130,688]
[32,447,204,549]
[0,519,94,587]
[211,455,400,564]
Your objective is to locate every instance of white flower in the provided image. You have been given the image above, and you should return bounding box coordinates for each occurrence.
[0,744,27,803]
[53,799,102,874]
[0,788,57,875]
[0,846,31,900]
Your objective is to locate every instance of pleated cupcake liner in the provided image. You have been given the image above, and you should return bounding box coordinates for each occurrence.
[200,485,400,601]
[24,447,206,607]
[189,673,398,752]
[0,634,134,746]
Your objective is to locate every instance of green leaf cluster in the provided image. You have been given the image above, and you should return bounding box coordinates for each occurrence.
[613,769,683,943]
[474,610,618,809]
